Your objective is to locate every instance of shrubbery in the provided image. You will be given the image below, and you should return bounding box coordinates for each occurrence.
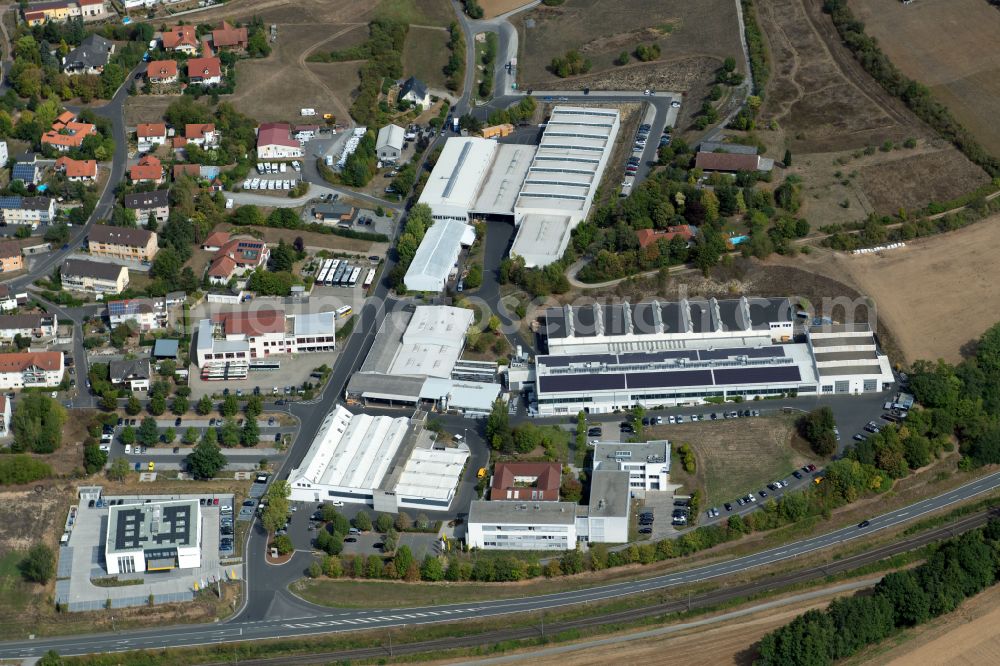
[550,50,591,78]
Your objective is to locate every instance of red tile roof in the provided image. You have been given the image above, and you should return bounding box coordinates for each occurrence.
[130,155,162,182]
[0,240,22,260]
[212,21,248,49]
[207,254,236,279]
[185,123,215,140]
[489,462,562,501]
[136,122,167,138]
[187,56,222,80]
[202,231,231,248]
[694,151,761,172]
[257,122,300,149]
[636,225,694,248]
[0,351,62,373]
[55,156,97,179]
[146,60,178,80]
[213,310,286,336]
[162,25,198,51]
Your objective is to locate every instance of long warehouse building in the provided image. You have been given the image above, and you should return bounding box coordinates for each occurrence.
[407,106,621,291]
[531,297,894,414]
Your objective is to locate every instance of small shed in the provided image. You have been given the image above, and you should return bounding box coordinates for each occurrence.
[152,338,180,359]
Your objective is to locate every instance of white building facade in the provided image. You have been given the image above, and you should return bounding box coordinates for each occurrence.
[466,500,578,550]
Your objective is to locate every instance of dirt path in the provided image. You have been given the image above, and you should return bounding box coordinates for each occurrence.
[294,25,365,125]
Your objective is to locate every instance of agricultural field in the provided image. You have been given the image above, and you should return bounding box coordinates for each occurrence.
[646,416,818,508]
[514,0,744,91]
[787,219,1000,366]
[850,0,1000,157]
[402,26,453,92]
[480,0,533,19]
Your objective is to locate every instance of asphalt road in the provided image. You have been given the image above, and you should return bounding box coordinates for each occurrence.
[3,468,998,659]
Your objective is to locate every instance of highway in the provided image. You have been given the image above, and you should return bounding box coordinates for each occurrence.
[2,468,998,659]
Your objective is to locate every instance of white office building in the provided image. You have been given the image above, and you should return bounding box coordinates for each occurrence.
[592,440,670,493]
[579,470,631,544]
[287,406,469,512]
[467,500,578,551]
[105,500,201,575]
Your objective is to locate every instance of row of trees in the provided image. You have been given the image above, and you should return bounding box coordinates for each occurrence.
[757,520,1000,665]
[443,23,465,93]
[11,394,66,454]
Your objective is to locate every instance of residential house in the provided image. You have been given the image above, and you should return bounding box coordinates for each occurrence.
[41,116,96,152]
[23,0,107,26]
[55,156,97,182]
[107,298,162,331]
[310,203,356,225]
[61,258,129,293]
[0,351,64,390]
[161,25,199,54]
[0,242,23,274]
[11,163,40,185]
[136,123,168,151]
[122,190,169,227]
[256,122,302,159]
[0,285,27,312]
[0,313,58,340]
[88,224,159,263]
[0,197,55,228]
[206,236,269,285]
[145,60,178,84]
[635,225,695,248]
[376,124,404,162]
[109,358,151,391]
[177,123,218,148]
[201,231,231,251]
[123,0,157,8]
[187,56,222,86]
[0,395,10,437]
[694,151,773,173]
[62,34,114,76]
[211,21,248,51]
[489,462,562,501]
[399,76,430,109]
[129,155,163,184]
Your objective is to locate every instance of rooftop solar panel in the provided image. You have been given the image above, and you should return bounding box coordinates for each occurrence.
[617,350,699,363]
[626,369,714,389]
[538,373,626,392]
[573,306,597,337]
[698,347,785,361]
[539,354,618,367]
[713,366,801,385]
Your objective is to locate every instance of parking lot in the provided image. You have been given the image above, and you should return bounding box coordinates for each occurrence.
[241,161,304,192]
[186,353,338,399]
[56,493,237,612]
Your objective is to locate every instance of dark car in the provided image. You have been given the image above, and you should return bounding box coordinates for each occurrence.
[175,417,182,427]
[274,433,282,442]
[373,542,384,550]
[759,489,768,498]
[858,520,871,528]
[792,470,803,479]
[587,428,601,436]
[345,537,358,543]
[638,527,653,534]
[807,464,817,472]
[724,502,733,512]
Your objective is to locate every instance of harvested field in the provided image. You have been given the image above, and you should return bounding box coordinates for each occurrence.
[480,0,533,19]
[646,416,818,506]
[785,219,1000,366]
[756,0,928,152]
[864,583,1000,666]
[515,0,743,90]
[851,0,1000,157]
[403,26,452,92]
[857,148,990,214]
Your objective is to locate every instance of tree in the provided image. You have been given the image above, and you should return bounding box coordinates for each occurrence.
[783,148,792,166]
[323,555,343,578]
[394,511,413,531]
[148,394,166,416]
[240,418,260,447]
[220,419,240,447]
[186,436,227,479]
[83,443,108,474]
[393,545,413,577]
[485,399,514,453]
[171,396,188,415]
[315,529,343,555]
[125,394,142,416]
[245,395,263,418]
[221,394,239,417]
[38,650,64,666]
[11,393,67,454]
[614,51,629,66]
[375,512,394,533]
[19,544,55,584]
[560,474,583,502]
[799,407,837,456]
[196,395,213,416]
[261,481,291,534]
[137,417,159,446]
[273,534,293,555]
[120,425,136,445]
[183,427,200,445]
[269,239,296,272]
[162,427,176,444]
[353,510,372,532]
[108,457,130,481]
[421,555,444,581]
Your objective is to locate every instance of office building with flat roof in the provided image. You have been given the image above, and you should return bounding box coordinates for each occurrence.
[105,500,201,575]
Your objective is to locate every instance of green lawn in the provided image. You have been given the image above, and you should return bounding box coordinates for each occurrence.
[403,26,452,92]
[0,551,34,629]
[375,0,456,26]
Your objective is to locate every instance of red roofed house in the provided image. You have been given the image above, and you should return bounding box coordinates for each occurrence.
[146,59,178,84]
[184,123,218,147]
[187,56,222,86]
[136,122,167,152]
[201,231,231,251]
[489,462,562,501]
[206,236,269,285]
[55,156,97,181]
[41,116,96,152]
[129,155,163,184]
[256,122,302,159]
[161,25,199,54]
[635,225,695,248]
[0,350,64,389]
[211,21,248,50]
[694,151,771,173]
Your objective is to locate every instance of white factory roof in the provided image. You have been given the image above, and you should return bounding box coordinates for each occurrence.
[388,306,474,378]
[403,218,476,292]
[394,443,470,501]
[290,406,409,491]
[420,376,501,413]
[376,124,405,151]
[472,143,536,215]
[292,311,336,336]
[418,137,497,212]
[510,214,573,268]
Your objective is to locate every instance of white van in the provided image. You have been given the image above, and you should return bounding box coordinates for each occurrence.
[453,433,465,443]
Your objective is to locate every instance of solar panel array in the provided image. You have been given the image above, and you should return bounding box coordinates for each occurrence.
[537,364,802,393]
